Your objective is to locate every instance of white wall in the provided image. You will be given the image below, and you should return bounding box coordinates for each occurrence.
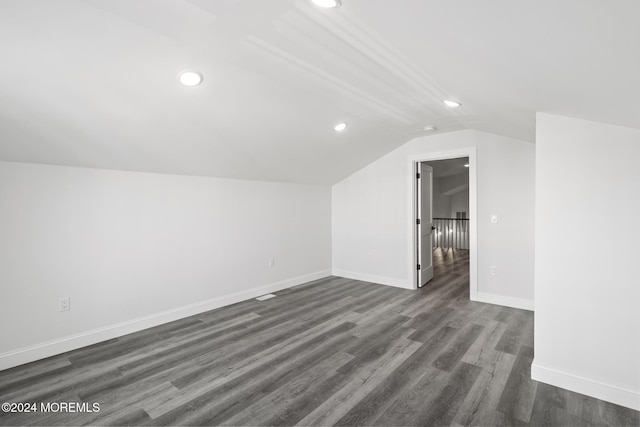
[450,189,469,218]
[0,161,331,370]
[430,171,469,219]
[533,113,640,410]
[332,130,535,309]
[431,175,451,218]
[438,173,469,197]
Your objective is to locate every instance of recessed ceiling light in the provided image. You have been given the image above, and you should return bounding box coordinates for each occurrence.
[178,70,203,87]
[444,99,461,108]
[424,125,437,132]
[464,163,470,167]
[311,0,341,8]
[334,122,348,132]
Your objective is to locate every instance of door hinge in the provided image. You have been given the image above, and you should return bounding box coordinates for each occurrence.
[416,218,421,225]
[417,264,421,270]
[416,172,420,179]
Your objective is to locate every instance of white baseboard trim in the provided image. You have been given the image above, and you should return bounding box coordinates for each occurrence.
[332,269,413,290]
[0,270,331,371]
[531,359,640,411]
[475,291,534,311]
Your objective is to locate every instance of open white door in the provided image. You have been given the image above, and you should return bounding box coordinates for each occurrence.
[417,162,434,287]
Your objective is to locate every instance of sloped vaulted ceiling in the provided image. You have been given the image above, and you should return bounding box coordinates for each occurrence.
[1,0,639,185]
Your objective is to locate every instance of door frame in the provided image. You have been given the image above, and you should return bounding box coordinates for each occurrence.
[407,147,477,300]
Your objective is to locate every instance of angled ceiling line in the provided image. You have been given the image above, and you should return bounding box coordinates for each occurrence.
[269,14,433,120]
[242,35,418,124]
[295,2,457,115]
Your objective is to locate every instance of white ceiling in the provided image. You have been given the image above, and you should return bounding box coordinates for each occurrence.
[426,158,469,179]
[1,0,639,185]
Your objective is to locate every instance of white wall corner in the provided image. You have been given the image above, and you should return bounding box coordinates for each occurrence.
[475,291,534,311]
[332,269,413,290]
[531,359,640,411]
[0,270,331,371]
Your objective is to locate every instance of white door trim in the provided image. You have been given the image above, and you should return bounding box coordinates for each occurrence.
[407,147,478,301]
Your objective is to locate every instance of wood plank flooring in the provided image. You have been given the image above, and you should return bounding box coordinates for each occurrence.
[1,248,638,426]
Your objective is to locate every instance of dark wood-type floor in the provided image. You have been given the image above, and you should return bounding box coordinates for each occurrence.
[1,249,639,426]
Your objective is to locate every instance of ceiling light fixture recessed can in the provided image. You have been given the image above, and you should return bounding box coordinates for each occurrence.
[311,0,342,8]
[444,99,461,108]
[464,163,470,167]
[334,122,348,132]
[178,70,203,87]
[424,125,437,132]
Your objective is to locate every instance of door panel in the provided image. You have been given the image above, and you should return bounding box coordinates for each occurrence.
[418,163,434,287]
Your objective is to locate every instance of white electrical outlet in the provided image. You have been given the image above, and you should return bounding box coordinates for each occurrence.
[268,258,275,267]
[490,266,497,276]
[59,297,70,312]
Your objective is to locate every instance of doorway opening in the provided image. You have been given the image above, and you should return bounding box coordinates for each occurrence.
[417,157,469,291]
[409,149,477,299]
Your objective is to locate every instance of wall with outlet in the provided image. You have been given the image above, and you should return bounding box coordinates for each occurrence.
[0,161,331,369]
[332,129,535,309]
[533,113,640,410]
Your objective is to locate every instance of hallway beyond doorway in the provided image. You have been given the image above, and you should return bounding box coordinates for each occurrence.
[420,248,470,298]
